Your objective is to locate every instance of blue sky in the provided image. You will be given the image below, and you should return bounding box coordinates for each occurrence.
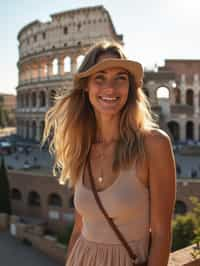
[1,0,200,94]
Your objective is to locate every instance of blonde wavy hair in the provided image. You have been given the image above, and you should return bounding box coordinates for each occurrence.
[41,41,159,188]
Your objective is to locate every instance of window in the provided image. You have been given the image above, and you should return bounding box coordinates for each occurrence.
[34,35,37,42]
[42,32,46,40]
[64,26,68,34]
[77,22,81,31]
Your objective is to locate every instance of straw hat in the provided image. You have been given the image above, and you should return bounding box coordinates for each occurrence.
[74,58,144,88]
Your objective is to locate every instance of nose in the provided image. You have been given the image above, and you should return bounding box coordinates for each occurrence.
[102,85,115,94]
[102,80,116,91]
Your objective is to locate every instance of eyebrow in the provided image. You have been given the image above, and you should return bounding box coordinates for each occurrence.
[95,70,129,75]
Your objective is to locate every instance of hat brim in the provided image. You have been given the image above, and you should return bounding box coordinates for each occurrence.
[74,58,144,88]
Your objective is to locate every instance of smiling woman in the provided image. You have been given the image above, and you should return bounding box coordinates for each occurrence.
[42,41,176,266]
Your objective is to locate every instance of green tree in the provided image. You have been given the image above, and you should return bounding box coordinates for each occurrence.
[172,213,196,251]
[0,156,11,214]
[172,196,200,252]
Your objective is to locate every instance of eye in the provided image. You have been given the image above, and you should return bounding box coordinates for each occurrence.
[94,74,105,81]
[115,75,128,81]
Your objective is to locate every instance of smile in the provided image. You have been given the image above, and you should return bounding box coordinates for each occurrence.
[98,96,120,103]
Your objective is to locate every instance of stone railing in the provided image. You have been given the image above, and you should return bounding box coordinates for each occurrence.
[1,213,200,265]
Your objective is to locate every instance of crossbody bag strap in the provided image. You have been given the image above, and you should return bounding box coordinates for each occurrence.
[87,150,137,264]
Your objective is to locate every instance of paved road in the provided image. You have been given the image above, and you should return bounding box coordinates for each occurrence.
[0,231,62,266]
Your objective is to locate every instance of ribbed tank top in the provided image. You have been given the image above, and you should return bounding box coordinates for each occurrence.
[74,160,150,256]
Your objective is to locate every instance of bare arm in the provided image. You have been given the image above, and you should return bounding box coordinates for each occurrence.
[66,208,83,260]
[145,129,176,266]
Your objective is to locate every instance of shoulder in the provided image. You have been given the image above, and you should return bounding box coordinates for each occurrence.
[142,128,175,167]
[143,128,172,154]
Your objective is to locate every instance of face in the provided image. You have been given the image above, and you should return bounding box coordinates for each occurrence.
[86,66,129,119]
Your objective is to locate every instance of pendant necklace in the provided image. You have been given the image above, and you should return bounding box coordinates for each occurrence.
[97,146,104,183]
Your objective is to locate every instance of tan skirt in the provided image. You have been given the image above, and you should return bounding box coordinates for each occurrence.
[66,234,147,266]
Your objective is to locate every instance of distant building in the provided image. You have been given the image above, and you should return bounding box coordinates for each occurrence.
[0,93,16,111]
[0,93,16,127]
[144,60,200,143]
[16,5,122,142]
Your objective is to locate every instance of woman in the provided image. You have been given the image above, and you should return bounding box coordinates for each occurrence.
[42,41,176,266]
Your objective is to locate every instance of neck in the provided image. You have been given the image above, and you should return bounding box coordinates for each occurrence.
[95,114,120,144]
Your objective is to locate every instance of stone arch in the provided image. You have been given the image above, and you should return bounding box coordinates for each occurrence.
[25,93,29,107]
[167,121,180,142]
[186,89,194,106]
[48,193,62,207]
[39,120,45,140]
[156,86,170,99]
[31,91,37,107]
[39,91,46,107]
[25,120,29,138]
[21,94,25,108]
[174,87,181,104]
[28,191,41,206]
[64,56,71,72]
[175,200,187,215]
[43,64,48,77]
[76,55,84,70]
[186,121,194,140]
[49,90,56,107]
[32,120,37,140]
[52,58,58,75]
[11,188,22,200]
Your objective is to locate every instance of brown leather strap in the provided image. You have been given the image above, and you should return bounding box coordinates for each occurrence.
[86,149,138,263]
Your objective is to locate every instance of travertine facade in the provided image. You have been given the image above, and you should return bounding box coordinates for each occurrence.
[144,60,200,143]
[16,5,123,141]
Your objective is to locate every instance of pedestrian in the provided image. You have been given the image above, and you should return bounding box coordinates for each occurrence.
[42,41,176,266]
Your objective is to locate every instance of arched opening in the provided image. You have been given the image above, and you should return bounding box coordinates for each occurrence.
[32,121,37,140]
[26,120,29,139]
[39,91,46,107]
[175,200,187,215]
[39,121,45,140]
[52,58,58,75]
[186,121,194,140]
[77,55,84,70]
[28,191,41,206]
[31,92,36,107]
[49,90,56,107]
[167,121,180,142]
[44,64,48,77]
[64,56,71,72]
[186,89,194,106]
[21,94,25,108]
[25,93,29,107]
[156,86,169,99]
[174,88,181,104]
[11,188,22,200]
[48,193,62,207]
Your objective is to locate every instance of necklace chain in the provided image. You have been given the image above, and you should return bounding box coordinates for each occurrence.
[92,140,118,184]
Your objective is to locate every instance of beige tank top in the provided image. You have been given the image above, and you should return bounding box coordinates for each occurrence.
[74,159,150,252]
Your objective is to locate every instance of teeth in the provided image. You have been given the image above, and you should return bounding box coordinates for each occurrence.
[100,96,118,101]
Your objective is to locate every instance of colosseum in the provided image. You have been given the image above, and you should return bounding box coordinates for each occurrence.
[16,5,123,142]
[16,5,200,144]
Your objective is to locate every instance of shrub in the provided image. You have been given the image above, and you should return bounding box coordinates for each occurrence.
[56,221,74,248]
